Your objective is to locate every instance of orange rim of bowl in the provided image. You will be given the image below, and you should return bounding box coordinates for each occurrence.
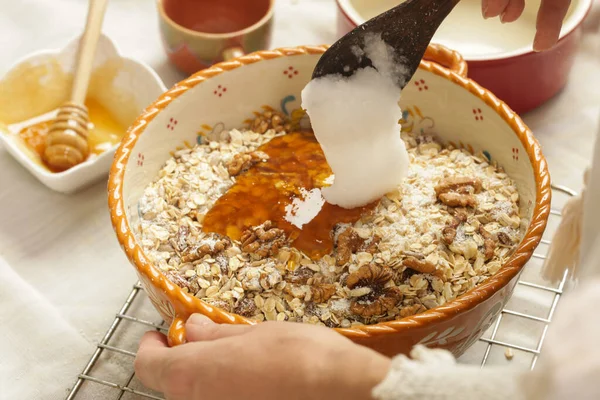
[108,44,551,339]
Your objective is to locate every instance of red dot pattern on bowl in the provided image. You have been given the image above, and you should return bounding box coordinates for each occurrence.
[213,85,227,97]
[283,66,299,79]
[512,147,519,161]
[415,79,428,91]
[167,118,178,131]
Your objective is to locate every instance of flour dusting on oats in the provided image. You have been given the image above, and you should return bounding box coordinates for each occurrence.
[136,121,526,328]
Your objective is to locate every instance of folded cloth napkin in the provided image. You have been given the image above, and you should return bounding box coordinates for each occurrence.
[0,255,93,400]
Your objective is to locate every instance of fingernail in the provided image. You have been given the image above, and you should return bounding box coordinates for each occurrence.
[500,11,507,23]
[482,0,489,18]
[188,313,212,326]
[533,33,555,52]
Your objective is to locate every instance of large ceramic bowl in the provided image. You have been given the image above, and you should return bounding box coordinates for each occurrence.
[336,0,593,114]
[108,44,551,357]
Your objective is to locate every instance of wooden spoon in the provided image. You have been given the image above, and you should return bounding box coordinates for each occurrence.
[312,0,460,88]
[44,0,109,172]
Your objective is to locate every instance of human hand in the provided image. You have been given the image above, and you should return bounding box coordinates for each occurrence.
[135,314,391,400]
[482,0,571,51]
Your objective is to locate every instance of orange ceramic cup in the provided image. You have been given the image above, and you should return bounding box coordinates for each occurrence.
[157,0,275,75]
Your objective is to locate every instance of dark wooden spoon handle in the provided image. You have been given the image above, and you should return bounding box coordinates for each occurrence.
[312,0,460,88]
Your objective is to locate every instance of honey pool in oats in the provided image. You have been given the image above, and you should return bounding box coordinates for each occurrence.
[136,110,525,328]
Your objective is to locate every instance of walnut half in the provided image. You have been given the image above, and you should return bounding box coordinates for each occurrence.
[402,257,445,280]
[240,220,288,258]
[346,264,393,289]
[311,284,337,303]
[334,225,381,266]
[350,287,403,318]
[345,264,401,318]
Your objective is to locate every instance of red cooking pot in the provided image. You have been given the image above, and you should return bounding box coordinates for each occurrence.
[336,0,593,114]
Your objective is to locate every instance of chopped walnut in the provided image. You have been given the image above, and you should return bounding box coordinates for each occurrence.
[234,297,257,317]
[442,226,456,245]
[181,233,231,263]
[497,232,512,246]
[335,227,361,265]
[165,270,199,294]
[479,226,496,260]
[285,267,314,284]
[442,209,468,244]
[399,303,427,318]
[436,176,481,208]
[250,110,292,134]
[227,151,269,176]
[361,236,381,254]
[334,225,380,266]
[402,257,444,279]
[346,264,394,289]
[439,192,477,208]
[350,286,403,318]
[205,298,232,313]
[435,176,483,196]
[399,267,418,282]
[174,225,189,252]
[311,284,337,303]
[240,220,288,258]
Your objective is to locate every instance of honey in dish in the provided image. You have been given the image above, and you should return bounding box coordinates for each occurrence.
[202,131,377,259]
[17,98,127,172]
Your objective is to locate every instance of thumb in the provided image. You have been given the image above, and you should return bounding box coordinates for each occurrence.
[185,313,253,342]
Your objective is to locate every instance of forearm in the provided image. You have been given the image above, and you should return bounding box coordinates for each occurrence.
[372,345,528,400]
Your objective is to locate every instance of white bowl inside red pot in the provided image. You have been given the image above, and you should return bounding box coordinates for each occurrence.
[336,0,593,114]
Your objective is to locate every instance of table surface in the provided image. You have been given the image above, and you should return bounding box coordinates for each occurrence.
[1,1,599,399]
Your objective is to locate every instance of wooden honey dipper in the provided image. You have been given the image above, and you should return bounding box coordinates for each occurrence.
[44,0,109,171]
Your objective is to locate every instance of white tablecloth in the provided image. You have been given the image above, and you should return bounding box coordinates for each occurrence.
[0,1,599,399]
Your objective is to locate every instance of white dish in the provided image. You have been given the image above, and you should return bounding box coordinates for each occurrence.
[0,34,166,194]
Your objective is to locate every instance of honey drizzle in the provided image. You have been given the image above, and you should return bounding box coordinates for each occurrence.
[202,131,377,259]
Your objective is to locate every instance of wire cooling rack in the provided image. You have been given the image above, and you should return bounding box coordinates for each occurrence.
[65,184,576,400]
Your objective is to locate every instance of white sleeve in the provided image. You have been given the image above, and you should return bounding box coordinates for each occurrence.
[372,277,600,400]
[520,276,600,400]
[579,116,600,278]
[372,345,527,400]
